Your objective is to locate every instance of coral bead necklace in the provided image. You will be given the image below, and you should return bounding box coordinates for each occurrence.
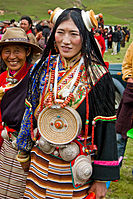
[47,55,84,108]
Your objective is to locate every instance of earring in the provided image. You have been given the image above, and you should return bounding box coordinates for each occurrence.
[54,41,59,53]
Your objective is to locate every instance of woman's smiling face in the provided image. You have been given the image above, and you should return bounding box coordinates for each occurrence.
[55,18,82,59]
[1,44,30,71]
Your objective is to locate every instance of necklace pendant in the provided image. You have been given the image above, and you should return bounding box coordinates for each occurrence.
[51,104,61,109]
[62,89,70,98]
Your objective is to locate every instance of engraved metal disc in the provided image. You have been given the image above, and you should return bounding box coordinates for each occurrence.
[38,106,82,145]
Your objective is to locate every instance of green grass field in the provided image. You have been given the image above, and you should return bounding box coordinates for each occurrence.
[0,1,133,198]
[106,139,133,199]
[0,0,133,27]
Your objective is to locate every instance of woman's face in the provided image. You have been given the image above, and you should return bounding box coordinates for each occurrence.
[20,19,31,33]
[55,18,82,59]
[1,44,30,71]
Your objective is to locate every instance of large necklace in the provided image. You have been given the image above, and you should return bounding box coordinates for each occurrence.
[30,54,96,154]
[37,55,84,145]
[47,55,84,108]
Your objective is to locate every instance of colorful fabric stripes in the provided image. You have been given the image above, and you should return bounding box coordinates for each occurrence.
[0,139,28,199]
[24,146,90,199]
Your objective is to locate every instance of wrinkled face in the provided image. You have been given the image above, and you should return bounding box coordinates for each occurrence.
[1,44,31,71]
[20,19,31,32]
[55,18,82,59]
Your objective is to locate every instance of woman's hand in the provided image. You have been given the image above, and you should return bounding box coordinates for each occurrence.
[88,181,107,199]
[127,78,133,83]
[20,160,31,172]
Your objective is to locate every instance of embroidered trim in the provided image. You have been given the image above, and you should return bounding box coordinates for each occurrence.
[93,115,116,122]
[94,160,119,166]
[4,38,28,42]
[25,99,32,108]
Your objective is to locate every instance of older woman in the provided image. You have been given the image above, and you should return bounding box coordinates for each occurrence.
[0,27,42,199]
[17,8,119,199]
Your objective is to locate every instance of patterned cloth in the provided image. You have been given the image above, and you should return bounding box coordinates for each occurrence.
[0,139,28,199]
[24,146,91,199]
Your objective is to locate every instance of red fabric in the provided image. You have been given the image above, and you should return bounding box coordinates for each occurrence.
[0,71,8,86]
[85,192,96,199]
[105,62,109,69]
[0,71,8,149]
[26,29,32,34]
[94,34,106,57]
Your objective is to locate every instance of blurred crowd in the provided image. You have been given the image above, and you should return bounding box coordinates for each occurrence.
[93,16,131,57]
[0,15,131,61]
[0,17,53,50]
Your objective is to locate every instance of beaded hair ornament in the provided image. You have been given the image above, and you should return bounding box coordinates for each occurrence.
[48,7,102,31]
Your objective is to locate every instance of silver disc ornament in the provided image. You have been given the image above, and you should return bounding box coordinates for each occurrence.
[38,105,82,145]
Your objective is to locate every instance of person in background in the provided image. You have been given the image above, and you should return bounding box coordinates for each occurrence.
[121,27,126,48]
[126,28,130,42]
[0,27,42,198]
[38,24,51,49]
[20,16,36,44]
[108,26,113,49]
[34,23,43,42]
[111,26,119,55]
[94,29,106,57]
[117,25,123,53]
[16,7,119,199]
[0,22,5,35]
[20,16,42,63]
[98,14,104,28]
[10,19,18,27]
[2,20,10,34]
[99,24,104,36]
[116,41,133,166]
[103,27,108,52]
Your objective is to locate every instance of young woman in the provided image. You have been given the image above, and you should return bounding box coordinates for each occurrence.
[17,8,120,199]
[0,27,42,198]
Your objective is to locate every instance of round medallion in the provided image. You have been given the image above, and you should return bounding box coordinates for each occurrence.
[38,106,82,145]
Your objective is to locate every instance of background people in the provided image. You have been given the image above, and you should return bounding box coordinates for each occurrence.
[94,29,106,57]
[111,26,120,55]
[0,27,42,198]
[108,26,113,49]
[34,23,43,42]
[20,16,41,63]
[103,27,108,52]
[38,24,51,49]
[117,25,123,53]
[20,16,37,44]
[17,7,119,199]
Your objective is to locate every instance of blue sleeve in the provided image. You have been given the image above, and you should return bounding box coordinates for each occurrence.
[16,105,34,152]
